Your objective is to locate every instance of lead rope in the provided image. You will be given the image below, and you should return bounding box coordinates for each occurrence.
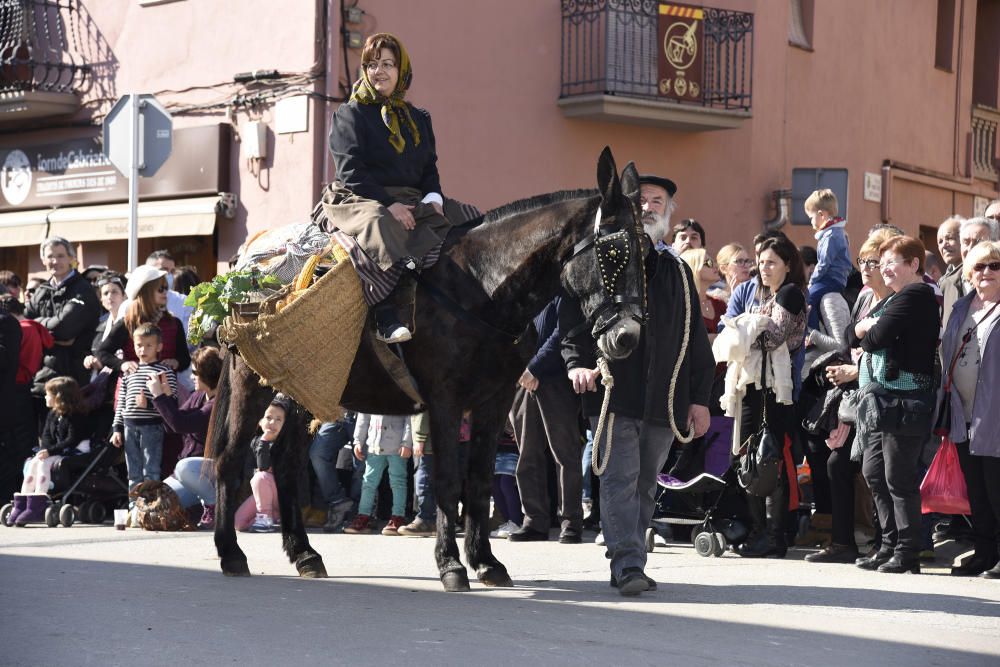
[591,257,695,476]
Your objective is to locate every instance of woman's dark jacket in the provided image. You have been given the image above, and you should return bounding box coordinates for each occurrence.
[152,391,215,459]
[329,100,441,204]
[847,282,939,379]
[560,249,715,425]
[96,315,190,373]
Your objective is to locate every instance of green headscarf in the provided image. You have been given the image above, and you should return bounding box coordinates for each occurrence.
[349,34,421,154]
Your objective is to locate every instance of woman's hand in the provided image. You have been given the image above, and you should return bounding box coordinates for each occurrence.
[146,371,171,398]
[388,202,416,230]
[120,361,138,375]
[37,449,49,460]
[162,358,179,371]
[826,364,859,386]
[854,316,878,339]
[353,442,366,461]
[83,355,103,371]
[400,446,412,459]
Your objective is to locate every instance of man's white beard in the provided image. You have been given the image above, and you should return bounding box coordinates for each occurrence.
[642,210,671,244]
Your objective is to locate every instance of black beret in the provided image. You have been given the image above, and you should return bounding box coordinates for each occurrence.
[638,174,677,197]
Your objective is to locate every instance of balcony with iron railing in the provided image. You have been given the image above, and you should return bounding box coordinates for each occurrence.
[972,104,999,182]
[559,0,753,131]
[0,0,91,119]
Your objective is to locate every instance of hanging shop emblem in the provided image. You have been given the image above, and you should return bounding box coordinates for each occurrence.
[657,3,705,103]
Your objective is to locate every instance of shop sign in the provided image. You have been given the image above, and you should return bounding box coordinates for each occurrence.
[0,125,230,212]
[657,3,705,103]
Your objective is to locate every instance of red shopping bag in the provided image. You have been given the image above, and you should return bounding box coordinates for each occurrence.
[920,438,971,515]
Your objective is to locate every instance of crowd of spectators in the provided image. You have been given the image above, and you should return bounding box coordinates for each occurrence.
[2,194,1000,582]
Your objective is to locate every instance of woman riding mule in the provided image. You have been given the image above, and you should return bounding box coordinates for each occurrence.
[212,149,651,591]
[324,32,453,343]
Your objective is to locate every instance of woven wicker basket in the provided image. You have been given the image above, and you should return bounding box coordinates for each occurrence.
[220,253,366,423]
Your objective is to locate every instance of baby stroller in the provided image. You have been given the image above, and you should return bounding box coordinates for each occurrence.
[1,440,130,527]
[648,416,751,557]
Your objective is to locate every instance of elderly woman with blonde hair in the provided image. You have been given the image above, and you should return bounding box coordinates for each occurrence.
[939,241,1000,578]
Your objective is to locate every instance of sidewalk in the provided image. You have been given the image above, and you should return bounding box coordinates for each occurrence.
[2,525,999,666]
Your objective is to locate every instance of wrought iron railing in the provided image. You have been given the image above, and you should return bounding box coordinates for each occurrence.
[561,0,753,111]
[0,0,90,94]
[972,104,999,181]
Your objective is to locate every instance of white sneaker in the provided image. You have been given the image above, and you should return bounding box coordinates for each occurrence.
[595,531,605,546]
[490,520,520,538]
[251,513,275,533]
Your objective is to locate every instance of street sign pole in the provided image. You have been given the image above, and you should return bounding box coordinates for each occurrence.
[127,95,140,272]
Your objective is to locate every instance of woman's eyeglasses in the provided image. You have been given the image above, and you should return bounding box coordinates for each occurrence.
[857,258,879,270]
[703,258,715,268]
[364,60,397,73]
[730,258,753,267]
[972,261,1000,273]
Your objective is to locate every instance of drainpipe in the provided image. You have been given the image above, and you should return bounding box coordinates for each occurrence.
[952,0,965,177]
[763,189,791,230]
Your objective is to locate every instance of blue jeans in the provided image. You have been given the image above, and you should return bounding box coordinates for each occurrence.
[164,457,217,508]
[582,429,594,500]
[414,454,436,521]
[358,453,408,517]
[590,415,674,578]
[124,423,164,489]
[309,421,352,506]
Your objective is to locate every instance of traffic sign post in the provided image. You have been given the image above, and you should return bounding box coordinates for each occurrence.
[102,94,173,271]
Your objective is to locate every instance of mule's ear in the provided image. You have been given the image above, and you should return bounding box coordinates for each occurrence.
[597,146,620,214]
[620,161,641,203]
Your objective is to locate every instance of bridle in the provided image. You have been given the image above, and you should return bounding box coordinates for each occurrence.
[565,206,648,339]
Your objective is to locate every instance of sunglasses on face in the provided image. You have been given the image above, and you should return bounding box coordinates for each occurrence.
[972,261,1000,273]
[730,258,753,267]
[703,258,715,268]
[156,284,168,293]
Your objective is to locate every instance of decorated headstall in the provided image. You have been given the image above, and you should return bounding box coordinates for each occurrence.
[570,207,648,339]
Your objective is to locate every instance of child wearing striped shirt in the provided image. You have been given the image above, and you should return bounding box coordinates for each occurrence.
[110,323,178,489]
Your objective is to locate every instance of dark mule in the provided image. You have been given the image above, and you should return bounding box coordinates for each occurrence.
[210,148,648,591]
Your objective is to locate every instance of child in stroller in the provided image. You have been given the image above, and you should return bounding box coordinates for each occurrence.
[649,415,751,556]
[2,376,128,527]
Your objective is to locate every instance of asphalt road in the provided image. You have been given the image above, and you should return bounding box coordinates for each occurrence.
[1,525,998,666]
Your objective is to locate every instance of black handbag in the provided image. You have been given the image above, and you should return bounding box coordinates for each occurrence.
[736,347,782,497]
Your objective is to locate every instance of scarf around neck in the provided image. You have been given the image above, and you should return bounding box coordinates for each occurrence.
[349,37,421,154]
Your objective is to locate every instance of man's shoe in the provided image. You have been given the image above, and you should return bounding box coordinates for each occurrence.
[374,302,412,344]
[398,516,436,537]
[951,554,999,577]
[344,514,373,535]
[381,515,406,536]
[558,527,582,544]
[323,499,354,533]
[804,543,859,564]
[616,567,650,596]
[856,549,894,570]
[980,563,1000,579]
[877,554,921,574]
[507,526,549,542]
[611,572,657,591]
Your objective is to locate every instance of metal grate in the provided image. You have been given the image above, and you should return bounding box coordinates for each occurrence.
[561,0,753,111]
[0,0,90,94]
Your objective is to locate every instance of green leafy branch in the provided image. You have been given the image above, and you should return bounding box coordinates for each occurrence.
[184,268,282,344]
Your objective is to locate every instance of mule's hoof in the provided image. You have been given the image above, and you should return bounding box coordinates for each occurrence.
[222,560,251,577]
[478,567,513,588]
[441,570,471,592]
[296,554,328,579]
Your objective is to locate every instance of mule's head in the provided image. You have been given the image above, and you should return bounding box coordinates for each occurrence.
[563,147,649,360]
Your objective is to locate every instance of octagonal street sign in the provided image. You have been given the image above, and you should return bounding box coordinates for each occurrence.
[102,94,173,177]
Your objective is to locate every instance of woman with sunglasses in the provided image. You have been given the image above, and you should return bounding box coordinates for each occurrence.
[939,241,1000,578]
[96,265,190,380]
[849,235,939,575]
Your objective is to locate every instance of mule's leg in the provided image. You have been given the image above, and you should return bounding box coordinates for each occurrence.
[428,409,468,592]
[464,403,513,588]
[273,406,326,578]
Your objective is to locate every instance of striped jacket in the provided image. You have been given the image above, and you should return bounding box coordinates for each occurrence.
[112,362,177,433]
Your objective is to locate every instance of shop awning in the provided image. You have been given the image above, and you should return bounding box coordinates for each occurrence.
[0,195,233,248]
